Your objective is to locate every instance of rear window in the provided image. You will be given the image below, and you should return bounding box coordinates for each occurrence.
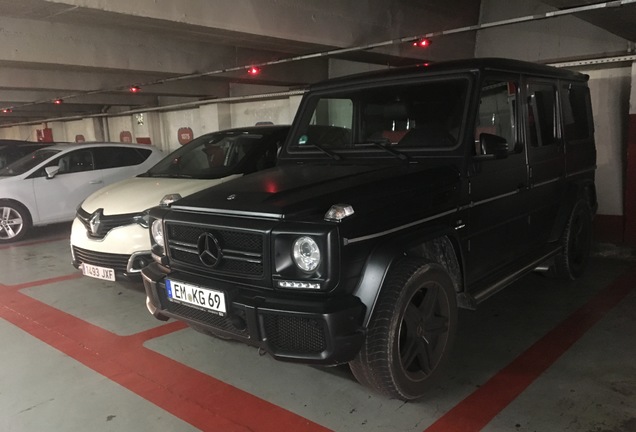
[92,147,151,169]
[561,84,592,141]
[527,82,558,147]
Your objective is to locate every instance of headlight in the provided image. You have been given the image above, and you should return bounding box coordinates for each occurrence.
[151,219,164,248]
[292,236,321,272]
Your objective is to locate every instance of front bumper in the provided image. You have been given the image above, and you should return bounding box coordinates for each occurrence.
[142,262,366,365]
[71,218,152,281]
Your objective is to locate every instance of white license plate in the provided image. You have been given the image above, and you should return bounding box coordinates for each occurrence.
[82,263,115,281]
[166,279,227,315]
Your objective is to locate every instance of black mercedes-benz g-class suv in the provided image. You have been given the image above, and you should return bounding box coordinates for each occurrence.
[142,58,596,400]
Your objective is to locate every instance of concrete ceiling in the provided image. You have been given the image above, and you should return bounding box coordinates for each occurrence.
[543,0,636,42]
[0,0,632,129]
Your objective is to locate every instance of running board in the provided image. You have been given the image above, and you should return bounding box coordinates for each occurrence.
[457,248,562,310]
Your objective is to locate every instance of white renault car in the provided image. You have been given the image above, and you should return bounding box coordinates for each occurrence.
[0,142,164,243]
[70,125,289,282]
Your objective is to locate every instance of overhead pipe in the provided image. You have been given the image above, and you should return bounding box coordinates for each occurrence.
[2,0,635,126]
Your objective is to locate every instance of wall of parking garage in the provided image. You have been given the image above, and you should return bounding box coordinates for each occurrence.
[102,95,303,155]
[585,66,632,244]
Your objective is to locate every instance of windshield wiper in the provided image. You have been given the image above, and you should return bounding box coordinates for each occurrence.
[310,142,342,161]
[364,139,410,161]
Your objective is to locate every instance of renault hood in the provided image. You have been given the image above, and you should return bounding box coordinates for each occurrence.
[80,175,241,215]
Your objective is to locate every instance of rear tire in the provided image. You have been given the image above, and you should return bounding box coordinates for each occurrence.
[554,200,593,280]
[0,201,32,243]
[349,259,457,400]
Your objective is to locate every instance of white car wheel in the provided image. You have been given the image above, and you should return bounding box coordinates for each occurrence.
[0,202,31,243]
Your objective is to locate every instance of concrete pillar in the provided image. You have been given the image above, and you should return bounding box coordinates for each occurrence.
[145,112,163,149]
[107,116,135,143]
[289,95,303,123]
[199,104,232,134]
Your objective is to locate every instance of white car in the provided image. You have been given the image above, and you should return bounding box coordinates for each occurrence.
[70,125,289,282]
[0,142,164,243]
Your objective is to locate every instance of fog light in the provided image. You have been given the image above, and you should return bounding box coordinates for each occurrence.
[277,280,321,289]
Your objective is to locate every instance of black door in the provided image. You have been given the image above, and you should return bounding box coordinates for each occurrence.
[462,76,530,286]
[524,81,565,248]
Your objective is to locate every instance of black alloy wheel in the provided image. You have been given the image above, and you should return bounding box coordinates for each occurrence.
[350,259,458,400]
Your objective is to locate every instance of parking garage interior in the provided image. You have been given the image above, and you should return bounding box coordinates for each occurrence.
[1,1,636,431]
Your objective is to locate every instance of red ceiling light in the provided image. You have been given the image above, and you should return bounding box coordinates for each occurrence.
[1,108,12,113]
[129,85,141,93]
[412,38,432,48]
[247,66,261,76]
[54,98,64,105]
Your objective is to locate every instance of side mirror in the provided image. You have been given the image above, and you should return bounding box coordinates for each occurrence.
[45,166,60,179]
[477,133,510,160]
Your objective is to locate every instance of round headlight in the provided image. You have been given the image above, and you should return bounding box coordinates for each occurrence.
[151,219,164,247]
[292,236,321,272]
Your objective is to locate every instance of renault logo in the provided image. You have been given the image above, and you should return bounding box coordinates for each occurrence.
[88,209,103,236]
[197,232,222,267]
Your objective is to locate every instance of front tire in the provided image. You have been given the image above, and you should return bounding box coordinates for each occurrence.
[0,201,32,243]
[349,259,458,400]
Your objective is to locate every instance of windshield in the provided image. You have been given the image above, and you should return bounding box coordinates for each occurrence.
[144,130,277,179]
[287,77,469,159]
[0,148,61,176]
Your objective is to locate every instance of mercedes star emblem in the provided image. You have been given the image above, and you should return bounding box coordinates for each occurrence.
[197,232,223,267]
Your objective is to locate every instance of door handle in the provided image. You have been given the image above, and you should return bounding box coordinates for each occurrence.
[89,180,103,184]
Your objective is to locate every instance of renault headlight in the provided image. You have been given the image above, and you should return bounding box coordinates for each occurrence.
[292,236,321,272]
[151,219,165,250]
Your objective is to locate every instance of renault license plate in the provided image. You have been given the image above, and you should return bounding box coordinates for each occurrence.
[166,279,227,315]
[82,263,115,281]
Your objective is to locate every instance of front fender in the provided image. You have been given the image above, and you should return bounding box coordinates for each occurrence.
[351,225,461,327]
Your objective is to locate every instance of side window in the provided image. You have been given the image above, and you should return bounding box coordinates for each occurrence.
[93,147,151,169]
[475,79,518,154]
[561,83,592,141]
[57,149,94,174]
[311,98,353,130]
[527,82,558,147]
[294,98,353,149]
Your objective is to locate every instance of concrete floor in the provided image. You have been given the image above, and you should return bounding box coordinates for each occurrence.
[1,223,635,432]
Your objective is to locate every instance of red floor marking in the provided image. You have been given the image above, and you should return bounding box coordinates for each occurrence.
[423,267,636,432]
[0,274,331,432]
[5,272,83,290]
[0,234,69,250]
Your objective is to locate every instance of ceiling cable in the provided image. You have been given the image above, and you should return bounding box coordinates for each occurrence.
[1,0,635,123]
